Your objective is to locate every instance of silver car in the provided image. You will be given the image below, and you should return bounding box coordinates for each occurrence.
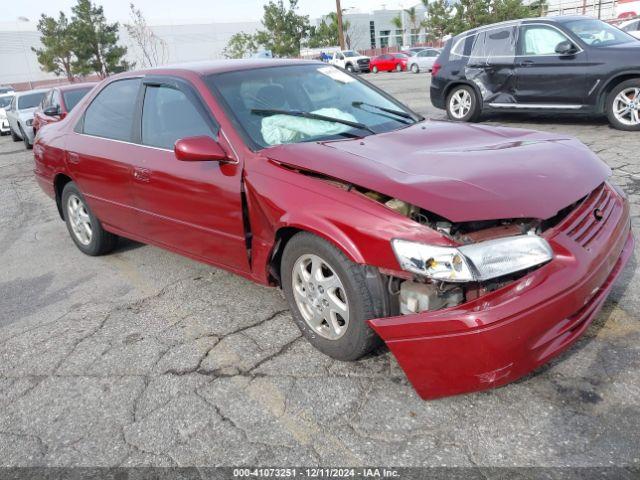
[0,93,14,136]
[6,89,48,149]
[407,48,441,74]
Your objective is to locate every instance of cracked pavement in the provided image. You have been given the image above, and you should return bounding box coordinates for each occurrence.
[0,74,639,468]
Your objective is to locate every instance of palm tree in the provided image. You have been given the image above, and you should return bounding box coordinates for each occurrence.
[404,6,420,45]
[390,14,404,46]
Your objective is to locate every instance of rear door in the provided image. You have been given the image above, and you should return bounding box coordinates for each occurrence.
[66,78,142,234]
[129,76,250,272]
[466,25,519,104]
[514,23,591,106]
[417,49,439,70]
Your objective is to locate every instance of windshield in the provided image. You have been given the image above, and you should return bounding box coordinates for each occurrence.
[63,87,92,112]
[18,92,45,109]
[206,64,419,150]
[343,51,360,57]
[0,96,12,109]
[564,19,636,46]
[0,87,14,95]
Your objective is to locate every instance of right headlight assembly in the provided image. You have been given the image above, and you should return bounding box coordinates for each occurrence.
[391,235,553,283]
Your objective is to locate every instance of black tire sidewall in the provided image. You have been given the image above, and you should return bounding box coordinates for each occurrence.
[372,66,378,74]
[606,79,640,131]
[446,85,481,122]
[61,182,115,256]
[281,233,382,361]
[411,64,419,73]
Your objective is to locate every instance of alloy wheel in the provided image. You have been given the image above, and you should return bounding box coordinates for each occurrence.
[613,87,640,126]
[291,253,349,340]
[67,194,93,246]
[449,89,472,119]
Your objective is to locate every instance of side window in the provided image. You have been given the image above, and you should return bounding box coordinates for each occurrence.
[520,25,570,56]
[470,26,518,63]
[451,34,477,59]
[427,50,439,57]
[141,85,213,150]
[83,78,141,142]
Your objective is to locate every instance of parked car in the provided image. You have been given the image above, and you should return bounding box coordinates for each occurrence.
[0,93,14,136]
[32,83,96,135]
[370,53,409,73]
[403,47,430,56]
[6,88,47,149]
[34,60,632,400]
[0,86,15,95]
[407,48,441,73]
[430,16,640,130]
[620,17,640,38]
[329,50,371,73]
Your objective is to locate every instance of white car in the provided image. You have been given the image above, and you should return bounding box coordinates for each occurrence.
[407,48,441,74]
[620,18,640,39]
[0,93,14,135]
[5,89,47,149]
[329,50,371,73]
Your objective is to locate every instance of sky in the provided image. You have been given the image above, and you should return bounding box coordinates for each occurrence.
[5,0,410,25]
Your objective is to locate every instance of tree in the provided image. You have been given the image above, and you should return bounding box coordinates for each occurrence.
[422,0,455,40]
[390,14,404,46]
[32,13,76,82]
[307,13,339,48]
[71,0,131,77]
[404,7,421,45]
[124,3,168,68]
[222,32,259,58]
[254,0,310,57]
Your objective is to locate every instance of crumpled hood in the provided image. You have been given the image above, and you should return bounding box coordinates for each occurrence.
[264,120,610,222]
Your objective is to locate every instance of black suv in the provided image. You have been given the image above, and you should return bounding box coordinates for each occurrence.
[430,16,640,130]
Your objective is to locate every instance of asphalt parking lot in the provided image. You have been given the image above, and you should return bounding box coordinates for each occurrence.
[1,72,639,469]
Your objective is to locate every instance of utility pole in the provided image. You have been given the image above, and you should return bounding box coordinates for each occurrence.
[336,0,346,50]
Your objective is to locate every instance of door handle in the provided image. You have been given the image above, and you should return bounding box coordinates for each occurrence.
[68,152,80,165]
[133,167,151,182]
[518,60,534,67]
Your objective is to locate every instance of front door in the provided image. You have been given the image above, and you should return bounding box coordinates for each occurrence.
[514,24,591,106]
[129,77,250,273]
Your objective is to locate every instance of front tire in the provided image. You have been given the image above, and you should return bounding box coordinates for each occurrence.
[20,126,32,150]
[62,182,118,256]
[372,66,379,74]
[411,63,419,74]
[345,64,355,73]
[606,79,640,131]
[446,85,481,122]
[281,232,383,361]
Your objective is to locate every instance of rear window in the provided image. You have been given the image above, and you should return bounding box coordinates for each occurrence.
[62,87,93,112]
[0,96,12,109]
[18,92,46,109]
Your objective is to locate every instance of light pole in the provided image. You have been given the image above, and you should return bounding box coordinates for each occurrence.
[17,17,34,89]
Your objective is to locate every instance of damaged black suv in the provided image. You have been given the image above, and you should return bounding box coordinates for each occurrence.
[430,16,640,130]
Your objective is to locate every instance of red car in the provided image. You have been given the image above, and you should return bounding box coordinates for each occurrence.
[33,60,633,399]
[32,82,96,135]
[370,53,409,73]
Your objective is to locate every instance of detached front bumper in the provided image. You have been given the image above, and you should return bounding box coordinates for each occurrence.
[370,184,633,399]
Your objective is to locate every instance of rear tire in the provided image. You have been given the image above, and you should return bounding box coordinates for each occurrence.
[20,126,32,150]
[411,63,419,74]
[281,232,384,361]
[62,182,118,256]
[372,66,379,74]
[606,79,640,131]
[446,85,481,122]
[396,64,402,72]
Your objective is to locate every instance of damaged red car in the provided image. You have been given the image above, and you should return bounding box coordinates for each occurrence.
[33,60,633,399]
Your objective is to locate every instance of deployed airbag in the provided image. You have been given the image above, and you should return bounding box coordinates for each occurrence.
[261,108,357,146]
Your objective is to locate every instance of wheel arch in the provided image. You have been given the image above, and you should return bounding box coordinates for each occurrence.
[53,173,74,220]
[596,72,640,113]
[443,80,484,109]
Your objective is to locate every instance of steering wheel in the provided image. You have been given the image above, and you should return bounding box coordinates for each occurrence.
[591,38,602,46]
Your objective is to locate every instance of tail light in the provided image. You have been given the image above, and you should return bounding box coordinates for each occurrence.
[431,62,442,76]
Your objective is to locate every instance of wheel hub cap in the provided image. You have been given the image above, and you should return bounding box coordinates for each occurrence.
[613,87,640,126]
[67,194,93,245]
[291,254,350,340]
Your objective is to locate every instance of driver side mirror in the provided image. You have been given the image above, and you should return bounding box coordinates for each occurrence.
[43,105,60,117]
[174,136,229,162]
[555,40,578,56]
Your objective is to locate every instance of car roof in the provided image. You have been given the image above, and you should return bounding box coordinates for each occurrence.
[14,88,49,97]
[456,15,595,37]
[56,82,98,92]
[113,59,321,79]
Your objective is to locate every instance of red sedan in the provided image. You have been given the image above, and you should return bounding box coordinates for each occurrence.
[370,53,409,73]
[32,82,96,135]
[33,60,633,399]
